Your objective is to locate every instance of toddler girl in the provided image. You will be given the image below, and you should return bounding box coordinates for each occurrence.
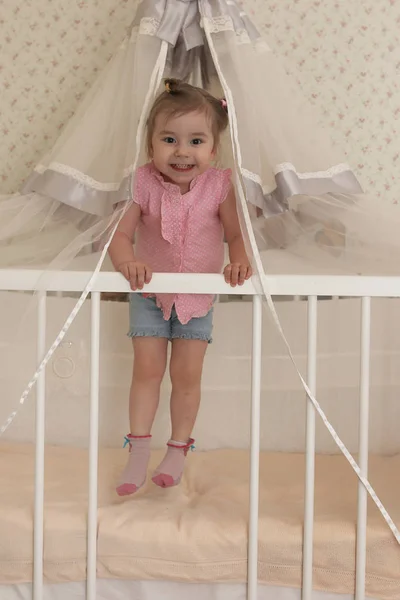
[108,79,252,496]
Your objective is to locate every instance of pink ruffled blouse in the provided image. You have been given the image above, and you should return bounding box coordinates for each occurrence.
[133,163,231,324]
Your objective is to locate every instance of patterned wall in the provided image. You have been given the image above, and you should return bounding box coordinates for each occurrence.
[248,0,400,203]
[1,0,399,203]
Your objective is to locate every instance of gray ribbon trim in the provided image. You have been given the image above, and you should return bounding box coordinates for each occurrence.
[275,168,363,201]
[243,169,363,218]
[22,164,362,221]
[21,170,130,217]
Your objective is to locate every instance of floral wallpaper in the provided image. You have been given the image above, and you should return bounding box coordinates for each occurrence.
[0,0,135,193]
[1,0,399,203]
[242,0,400,203]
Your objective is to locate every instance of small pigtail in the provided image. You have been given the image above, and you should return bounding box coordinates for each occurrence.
[164,78,180,94]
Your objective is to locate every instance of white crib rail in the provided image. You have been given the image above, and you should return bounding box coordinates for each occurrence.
[356,297,371,600]
[248,295,263,600]
[1,269,398,600]
[87,292,101,600]
[33,291,46,600]
[302,295,318,600]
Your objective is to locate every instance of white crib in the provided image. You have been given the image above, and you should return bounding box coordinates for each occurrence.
[0,261,399,600]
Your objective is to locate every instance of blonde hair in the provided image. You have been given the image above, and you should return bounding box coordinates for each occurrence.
[146,78,229,156]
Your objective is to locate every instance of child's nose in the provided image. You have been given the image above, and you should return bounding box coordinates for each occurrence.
[174,144,189,157]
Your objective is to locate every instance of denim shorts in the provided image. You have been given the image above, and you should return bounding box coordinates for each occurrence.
[128,293,214,343]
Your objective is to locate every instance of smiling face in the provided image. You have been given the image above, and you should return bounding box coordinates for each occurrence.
[150,110,216,193]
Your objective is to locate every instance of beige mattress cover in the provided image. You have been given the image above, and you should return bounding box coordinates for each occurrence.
[0,442,399,598]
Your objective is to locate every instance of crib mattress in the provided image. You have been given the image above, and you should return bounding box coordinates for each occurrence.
[0,443,399,598]
[0,580,383,600]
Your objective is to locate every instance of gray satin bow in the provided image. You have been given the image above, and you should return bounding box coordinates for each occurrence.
[153,0,260,51]
[157,0,203,50]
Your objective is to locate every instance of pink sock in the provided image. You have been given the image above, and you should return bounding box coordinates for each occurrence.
[116,434,151,497]
[152,438,195,488]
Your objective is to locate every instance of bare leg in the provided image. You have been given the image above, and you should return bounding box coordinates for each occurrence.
[169,339,208,441]
[152,339,208,488]
[129,337,168,435]
[116,337,168,496]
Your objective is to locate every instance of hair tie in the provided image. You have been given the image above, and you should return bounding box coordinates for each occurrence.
[221,98,228,112]
[165,81,171,94]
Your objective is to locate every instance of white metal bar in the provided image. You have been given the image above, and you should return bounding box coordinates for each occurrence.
[4,270,400,298]
[248,294,263,600]
[0,271,256,294]
[87,292,101,600]
[34,291,46,600]
[355,296,371,600]
[302,295,318,599]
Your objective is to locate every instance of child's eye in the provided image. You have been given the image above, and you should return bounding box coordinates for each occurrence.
[191,138,203,145]
[163,137,176,144]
